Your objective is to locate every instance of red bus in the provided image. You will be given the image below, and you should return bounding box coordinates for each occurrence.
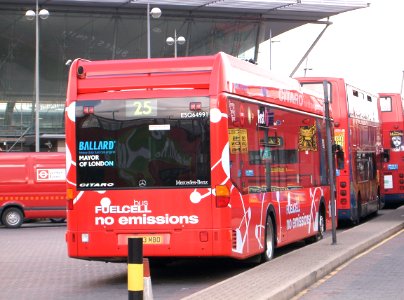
[297,77,382,224]
[379,93,404,205]
[0,152,66,228]
[65,53,335,262]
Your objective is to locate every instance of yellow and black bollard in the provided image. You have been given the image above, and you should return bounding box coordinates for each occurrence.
[128,237,143,300]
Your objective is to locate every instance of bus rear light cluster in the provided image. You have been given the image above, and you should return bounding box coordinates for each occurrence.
[339,181,348,206]
[215,185,230,208]
[399,174,404,190]
[67,188,74,210]
[67,199,74,210]
[340,182,347,188]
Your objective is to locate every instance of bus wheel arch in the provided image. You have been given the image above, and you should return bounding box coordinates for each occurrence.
[1,206,24,228]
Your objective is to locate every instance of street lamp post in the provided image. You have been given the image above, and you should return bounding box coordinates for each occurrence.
[166,30,186,58]
[147,4,161,58]
[303,57,312,77]
[25,1,49,152]
[268,29,280,71]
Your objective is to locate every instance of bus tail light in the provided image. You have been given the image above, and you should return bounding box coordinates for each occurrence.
[340,190,347,196]
[340,198,347,205]
[215,185,230,208]
[340,181,347,188]
[67,199,73,211]
[67,188,74,210]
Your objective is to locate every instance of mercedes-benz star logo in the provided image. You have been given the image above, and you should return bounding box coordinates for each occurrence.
[139,179,147,187]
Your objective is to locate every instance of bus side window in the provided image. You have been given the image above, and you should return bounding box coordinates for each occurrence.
[383,149,390,162]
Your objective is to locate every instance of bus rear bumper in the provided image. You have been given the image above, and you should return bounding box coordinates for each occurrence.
[66,228,235,262]
[383,193,404,205]
[337,209,353,222]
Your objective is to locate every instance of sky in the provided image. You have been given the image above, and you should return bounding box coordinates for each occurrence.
[256,0,404,94]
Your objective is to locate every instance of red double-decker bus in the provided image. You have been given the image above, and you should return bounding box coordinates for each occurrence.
[297,77,382,224]
[379,93,404,205]
[65,53,335,262]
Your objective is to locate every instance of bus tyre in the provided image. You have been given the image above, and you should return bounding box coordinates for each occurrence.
[316,211,325,241]
[306,210,325,244]
[2,207,24,228]
[260,214,275,262]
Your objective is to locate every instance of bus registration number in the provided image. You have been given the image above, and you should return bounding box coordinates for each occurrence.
[142,235,163,244]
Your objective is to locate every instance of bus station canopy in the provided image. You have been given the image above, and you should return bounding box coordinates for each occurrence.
[7,0,369,38]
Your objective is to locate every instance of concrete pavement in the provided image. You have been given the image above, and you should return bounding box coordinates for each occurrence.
[183,206,404,300]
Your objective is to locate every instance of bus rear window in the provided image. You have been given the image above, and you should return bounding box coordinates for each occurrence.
[75,97,210,189]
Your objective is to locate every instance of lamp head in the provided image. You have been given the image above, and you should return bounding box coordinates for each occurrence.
[38,9,49,20]
[25,10,35,21]
[150,7,161,19]
[166,37,174,46]
[177,36,186,45]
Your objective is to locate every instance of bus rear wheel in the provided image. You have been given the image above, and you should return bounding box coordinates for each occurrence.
[260,214,275,262]
[306,209,325,244]
[2,207,24,228]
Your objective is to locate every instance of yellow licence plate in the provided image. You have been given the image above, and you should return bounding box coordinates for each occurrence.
[142,235,163,244]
